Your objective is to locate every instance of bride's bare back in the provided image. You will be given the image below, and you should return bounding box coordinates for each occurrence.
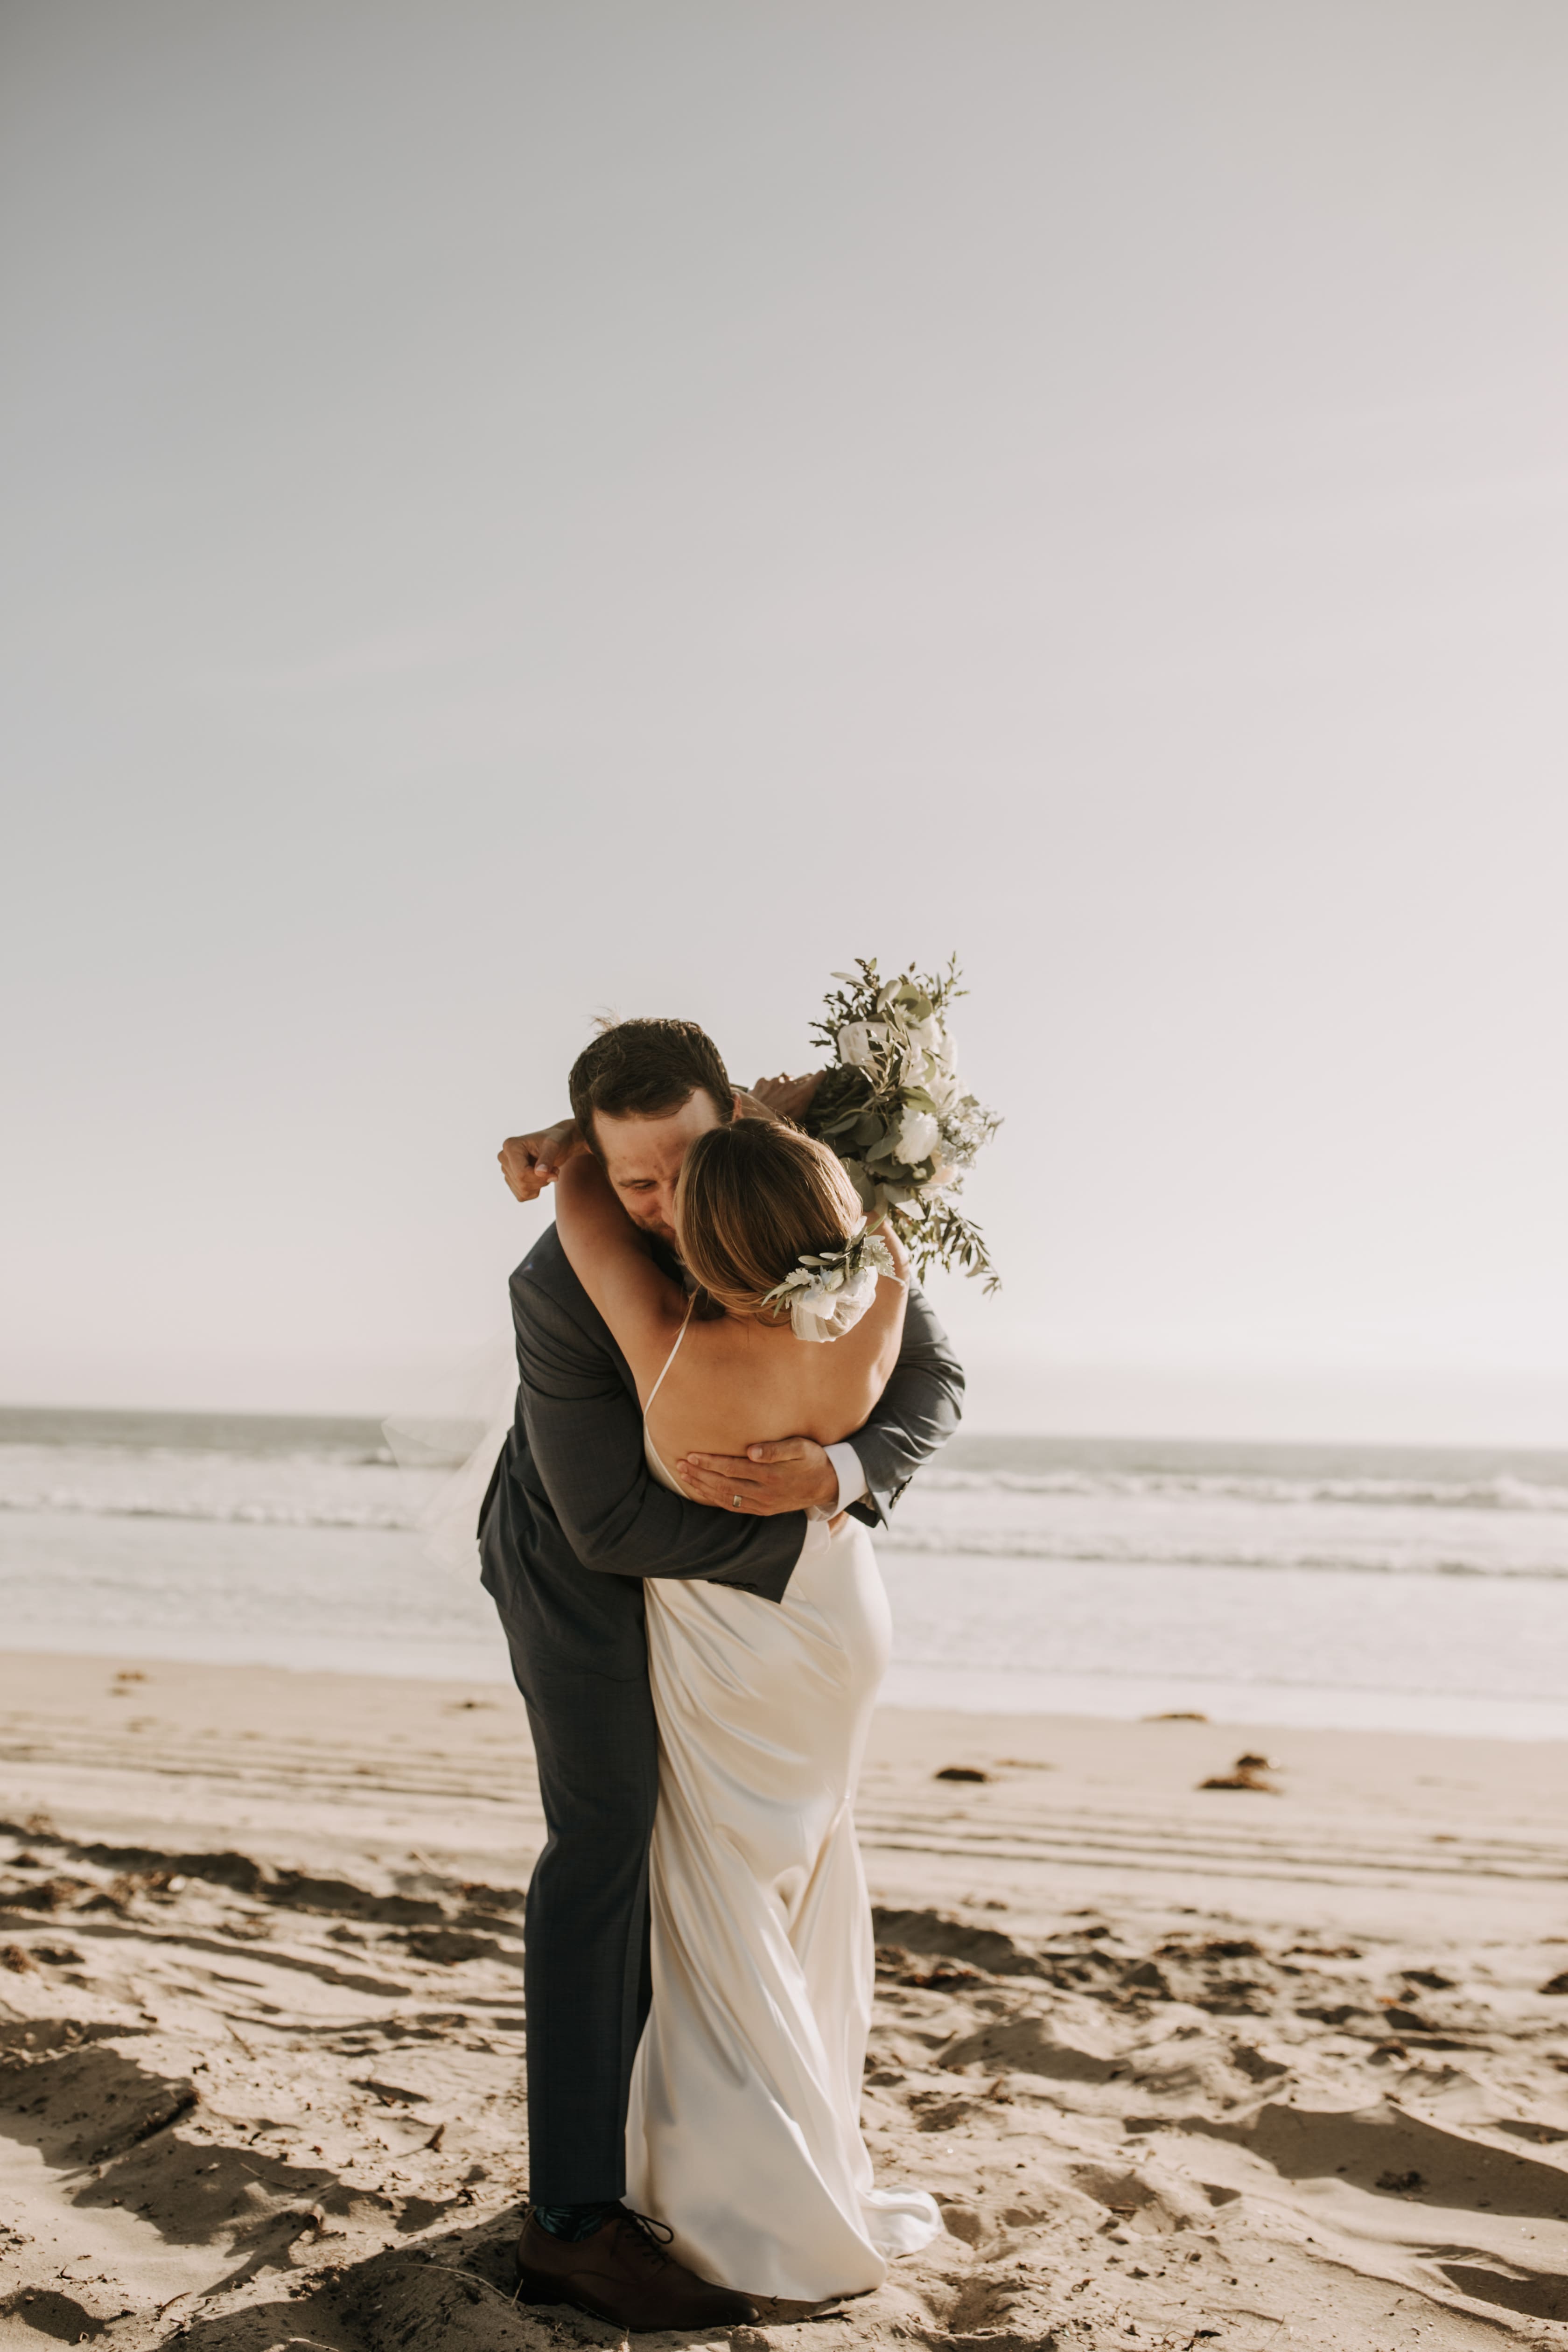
[643,1267,906,1471]
[554,1146,907,1475]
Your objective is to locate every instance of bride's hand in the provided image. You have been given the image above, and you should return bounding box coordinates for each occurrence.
[745,1070,823,1123]
[499,1119,581,1201]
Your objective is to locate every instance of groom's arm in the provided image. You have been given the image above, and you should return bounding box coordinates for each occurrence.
[517,1274,808,1602]
[678,1278,964,1524]
[839,1278,964,1524]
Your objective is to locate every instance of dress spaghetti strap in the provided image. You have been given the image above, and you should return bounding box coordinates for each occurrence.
[644,1295,696,1419]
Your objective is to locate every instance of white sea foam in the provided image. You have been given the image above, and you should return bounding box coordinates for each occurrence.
[917,1466,1568,1512]
[0,1493,420,1529]
[0,1442,441,1532]
[874,1527,1568,1577]
[6,1442,1568,1547]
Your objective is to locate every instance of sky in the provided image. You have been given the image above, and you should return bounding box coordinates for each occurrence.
[5,0,1568,1441]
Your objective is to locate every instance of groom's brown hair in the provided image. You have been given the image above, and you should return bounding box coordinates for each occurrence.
[569,1017,735,1156]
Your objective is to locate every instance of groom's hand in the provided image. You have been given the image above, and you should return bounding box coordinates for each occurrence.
[675,1437,838,1516]
[499,1119,580,1201]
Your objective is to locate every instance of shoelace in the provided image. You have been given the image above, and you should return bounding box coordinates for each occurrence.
[613,2209,676,2273]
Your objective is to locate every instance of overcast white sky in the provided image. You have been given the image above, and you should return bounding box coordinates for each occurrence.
[5,1,1568,1440]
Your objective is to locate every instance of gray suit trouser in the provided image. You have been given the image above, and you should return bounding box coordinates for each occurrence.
[499,1623,659,2205]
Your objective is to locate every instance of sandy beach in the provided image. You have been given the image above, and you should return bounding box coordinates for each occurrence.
[4,1653,1568,2350]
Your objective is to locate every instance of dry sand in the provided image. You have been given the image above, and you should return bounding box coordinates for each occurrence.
[4,1650,1568,2351]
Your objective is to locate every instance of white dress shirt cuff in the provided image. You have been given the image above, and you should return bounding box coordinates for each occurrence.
[806,1440,870,1523]
[828,1439,869,1511]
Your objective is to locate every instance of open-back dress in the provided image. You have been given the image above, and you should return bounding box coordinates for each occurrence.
[623,1308,942,2299]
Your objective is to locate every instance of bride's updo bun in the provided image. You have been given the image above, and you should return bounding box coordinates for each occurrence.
[676,1120,865,1320]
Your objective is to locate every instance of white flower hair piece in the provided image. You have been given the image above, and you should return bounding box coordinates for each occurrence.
[760,1223,898,1344]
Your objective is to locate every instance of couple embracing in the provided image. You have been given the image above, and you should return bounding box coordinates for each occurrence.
[479,1014,964,2329]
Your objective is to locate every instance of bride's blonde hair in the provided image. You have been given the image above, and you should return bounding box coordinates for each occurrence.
[676,1121,865,1319]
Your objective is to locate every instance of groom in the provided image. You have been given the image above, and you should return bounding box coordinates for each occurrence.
[481,1016,964,2330]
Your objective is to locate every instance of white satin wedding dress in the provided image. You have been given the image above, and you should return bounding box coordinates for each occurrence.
[624,1311,942,2301]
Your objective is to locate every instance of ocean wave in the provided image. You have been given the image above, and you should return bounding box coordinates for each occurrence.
[7,1442,1568,1520]
[874,1527,1568,1577]
[917,1468,1568,1512]
[4,1488,1567,1579]
[0,1493,422,1531]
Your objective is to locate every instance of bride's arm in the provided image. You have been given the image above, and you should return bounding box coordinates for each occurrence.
[498,1072,824,1201]
[498,1117,587,1202]
[554,1154,687,1390]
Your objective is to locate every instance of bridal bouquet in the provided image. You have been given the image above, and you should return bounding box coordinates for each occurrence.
[803,957,1001,1289]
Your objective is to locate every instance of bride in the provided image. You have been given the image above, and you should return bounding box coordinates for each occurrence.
[551,1112,942,2302]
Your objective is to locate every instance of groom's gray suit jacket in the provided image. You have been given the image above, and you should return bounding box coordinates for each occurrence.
[478,1219,964,2204]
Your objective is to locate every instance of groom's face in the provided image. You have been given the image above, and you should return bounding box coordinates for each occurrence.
[594,1087,731,1246]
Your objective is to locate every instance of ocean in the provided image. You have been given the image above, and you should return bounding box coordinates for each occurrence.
[3,1406,1568,1737]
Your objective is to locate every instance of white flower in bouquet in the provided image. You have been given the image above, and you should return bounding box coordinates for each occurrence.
[895,1106,941,1165]
[836,1019,887,1070]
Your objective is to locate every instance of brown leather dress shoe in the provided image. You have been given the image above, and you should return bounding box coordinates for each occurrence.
[516,2206,758,2331]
